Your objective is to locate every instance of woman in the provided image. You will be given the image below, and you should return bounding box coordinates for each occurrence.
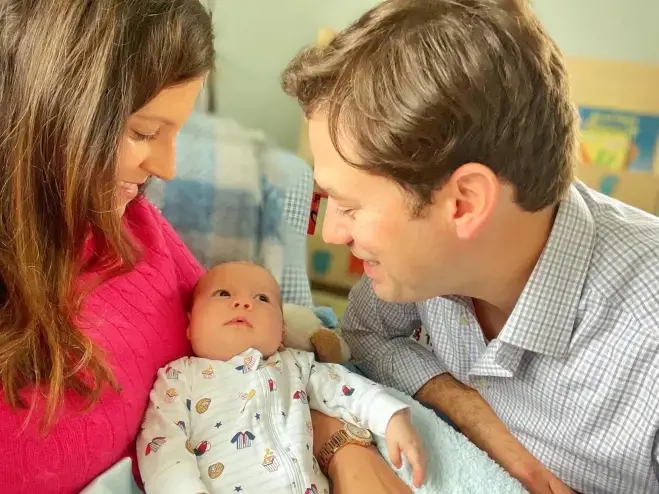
[0,1,410,493]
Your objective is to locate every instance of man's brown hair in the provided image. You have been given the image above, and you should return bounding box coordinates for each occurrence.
[282,0,579,213]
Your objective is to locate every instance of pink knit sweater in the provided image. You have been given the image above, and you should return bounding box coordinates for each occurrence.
[0,198,204,493]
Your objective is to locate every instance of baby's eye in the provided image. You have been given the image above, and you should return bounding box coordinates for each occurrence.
[212,289,231,298]
[255,294,270,303]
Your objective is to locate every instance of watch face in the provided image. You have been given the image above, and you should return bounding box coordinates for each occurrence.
[346,422,372,441]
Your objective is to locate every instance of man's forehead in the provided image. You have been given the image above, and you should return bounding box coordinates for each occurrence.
[314,161,362,200]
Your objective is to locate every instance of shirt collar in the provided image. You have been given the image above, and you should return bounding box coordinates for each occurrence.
[498,184,596,358]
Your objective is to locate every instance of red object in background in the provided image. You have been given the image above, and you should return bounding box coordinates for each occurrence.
[348,252,364,275]
[307,191,327,235]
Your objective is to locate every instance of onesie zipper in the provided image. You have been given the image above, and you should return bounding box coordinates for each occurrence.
[259,367,306,493]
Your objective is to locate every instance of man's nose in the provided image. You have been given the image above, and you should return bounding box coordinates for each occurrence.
[232,299,253,311]
[322,208,352,245]
[142,140,176,181]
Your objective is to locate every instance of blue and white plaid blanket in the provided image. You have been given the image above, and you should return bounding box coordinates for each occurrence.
[147,111,314,307]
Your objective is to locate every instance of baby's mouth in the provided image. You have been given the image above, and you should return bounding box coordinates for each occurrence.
[225,316,253,328]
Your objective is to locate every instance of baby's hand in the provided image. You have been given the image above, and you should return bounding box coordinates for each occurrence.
[385,408,426,488]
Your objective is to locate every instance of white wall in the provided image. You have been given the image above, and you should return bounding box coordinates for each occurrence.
[211,0,659,151]
[533,0,659,64]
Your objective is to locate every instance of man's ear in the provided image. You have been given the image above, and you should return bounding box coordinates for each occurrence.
[446,162,498,240]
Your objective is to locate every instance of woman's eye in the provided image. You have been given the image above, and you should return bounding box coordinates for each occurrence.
[212,289,231,298]
[255,294,270,303]
[130,129,160,142]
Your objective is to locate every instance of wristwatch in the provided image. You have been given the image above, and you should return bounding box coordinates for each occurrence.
[317,421,374,474]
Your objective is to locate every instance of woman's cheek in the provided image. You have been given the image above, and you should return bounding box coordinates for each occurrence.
[116,136,145,175]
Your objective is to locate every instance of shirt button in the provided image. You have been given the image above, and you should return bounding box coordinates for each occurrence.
[471,377,489,389]
[459,315,469,326]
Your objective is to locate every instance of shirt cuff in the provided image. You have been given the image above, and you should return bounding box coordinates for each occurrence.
[364,392,410,437]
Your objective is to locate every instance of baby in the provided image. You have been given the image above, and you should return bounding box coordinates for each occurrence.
[137,261,425,494]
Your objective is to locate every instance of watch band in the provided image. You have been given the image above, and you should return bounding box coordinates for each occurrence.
[317,427,373,474]
[317,429,348,473]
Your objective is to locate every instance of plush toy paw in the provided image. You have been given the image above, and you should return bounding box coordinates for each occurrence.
[310,329,350,364]
[283,304,351,363]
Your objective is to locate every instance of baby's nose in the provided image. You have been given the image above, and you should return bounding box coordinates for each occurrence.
[232,299,253,311]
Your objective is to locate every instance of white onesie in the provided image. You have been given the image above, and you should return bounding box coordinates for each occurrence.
[137,348,408,494]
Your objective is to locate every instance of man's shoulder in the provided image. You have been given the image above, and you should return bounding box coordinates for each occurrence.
[580,185,659,327]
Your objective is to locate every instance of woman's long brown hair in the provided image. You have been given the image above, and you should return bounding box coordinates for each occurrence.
[0,0,214,429]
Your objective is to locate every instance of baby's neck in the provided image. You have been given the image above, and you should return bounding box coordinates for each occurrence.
[196,346,281,362]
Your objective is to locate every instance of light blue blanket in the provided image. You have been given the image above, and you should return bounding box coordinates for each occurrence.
[146,112,287,285]
[376,387,526,493]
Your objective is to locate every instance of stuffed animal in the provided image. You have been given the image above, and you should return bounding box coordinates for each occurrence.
[283,304,351,364]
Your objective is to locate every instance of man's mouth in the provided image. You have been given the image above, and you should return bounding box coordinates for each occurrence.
[353,253,380,266]
[225,316,253,328]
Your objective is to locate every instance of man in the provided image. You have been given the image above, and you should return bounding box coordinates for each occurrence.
[282,0,659,493]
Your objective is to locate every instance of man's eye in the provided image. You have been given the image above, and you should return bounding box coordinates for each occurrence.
[212,289,230,297]
[255,294,270,303]
[336,206,357,218]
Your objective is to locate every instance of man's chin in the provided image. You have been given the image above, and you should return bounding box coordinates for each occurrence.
[370,279,401,303]
[371,279,430,304]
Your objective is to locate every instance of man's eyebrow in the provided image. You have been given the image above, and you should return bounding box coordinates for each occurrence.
[133,114,177,127]
[315,183,348,201]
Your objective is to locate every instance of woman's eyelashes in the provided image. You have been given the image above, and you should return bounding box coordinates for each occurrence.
[130,128,160,142]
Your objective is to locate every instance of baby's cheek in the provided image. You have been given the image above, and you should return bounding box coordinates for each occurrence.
[190,330,225,359]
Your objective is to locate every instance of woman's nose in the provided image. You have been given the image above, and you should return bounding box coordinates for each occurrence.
[233,299,253,311]
[142,140,176,181]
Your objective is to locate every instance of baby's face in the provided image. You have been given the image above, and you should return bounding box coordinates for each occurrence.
[188,262,284,360]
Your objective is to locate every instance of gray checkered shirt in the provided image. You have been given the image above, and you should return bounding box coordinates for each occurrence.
[341,182,659,494]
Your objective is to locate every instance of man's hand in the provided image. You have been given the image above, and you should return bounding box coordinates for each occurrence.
[415,374,575,494]
[385,408,427,488]
[509,460,576,494]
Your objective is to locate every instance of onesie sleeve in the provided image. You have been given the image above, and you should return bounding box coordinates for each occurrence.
[137,358,208,494]
[305,358,409,437]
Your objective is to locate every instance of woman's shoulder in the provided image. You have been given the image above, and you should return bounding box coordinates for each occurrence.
[128,196,204,302]
[126,197,200,263]
[124,195,168,234]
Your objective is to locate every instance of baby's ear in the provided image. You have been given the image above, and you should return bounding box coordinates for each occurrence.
[278,325,287,351]
[186,325,191,340]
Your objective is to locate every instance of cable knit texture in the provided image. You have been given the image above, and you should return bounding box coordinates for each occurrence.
[0,198,204,493]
